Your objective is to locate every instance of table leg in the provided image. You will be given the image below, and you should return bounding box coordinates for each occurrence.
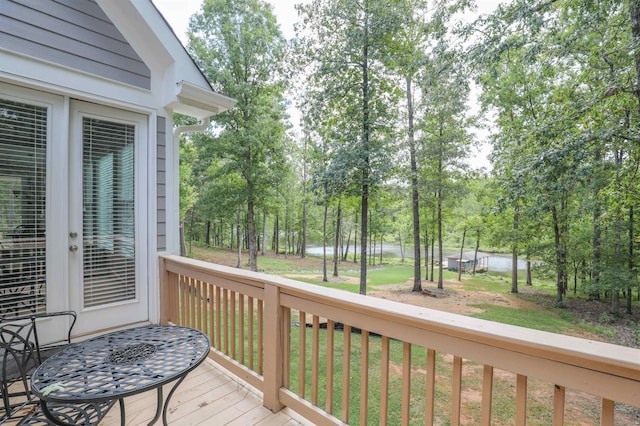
[162,374,188,426]
[119,398,125,426]
[147,386,164,425]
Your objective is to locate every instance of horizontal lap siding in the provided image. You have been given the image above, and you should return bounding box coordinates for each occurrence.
[1,0,151,89]
[157,116,167,251]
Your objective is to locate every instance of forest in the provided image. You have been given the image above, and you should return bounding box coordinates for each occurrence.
[179,0,640,313]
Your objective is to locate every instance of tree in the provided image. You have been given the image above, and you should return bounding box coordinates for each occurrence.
[296,0,402,294]
[188,0,290,271]
[418,45,473,290]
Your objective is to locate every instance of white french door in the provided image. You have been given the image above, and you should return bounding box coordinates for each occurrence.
[68,101,148,334]
[0,85,149,339]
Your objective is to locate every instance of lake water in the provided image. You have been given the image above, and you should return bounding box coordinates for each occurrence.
[305,244,528,272]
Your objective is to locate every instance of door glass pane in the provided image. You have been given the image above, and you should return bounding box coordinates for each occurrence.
[0,98,47,318]
[82,118,135,308]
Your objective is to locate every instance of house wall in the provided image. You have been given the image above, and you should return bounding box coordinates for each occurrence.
[157,116,167,251]
[0,0,151,89]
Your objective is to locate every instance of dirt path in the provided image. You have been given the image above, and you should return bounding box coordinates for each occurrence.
[368,279,539,315]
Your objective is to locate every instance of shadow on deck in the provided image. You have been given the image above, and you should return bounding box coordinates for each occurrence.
[101,359,310,426]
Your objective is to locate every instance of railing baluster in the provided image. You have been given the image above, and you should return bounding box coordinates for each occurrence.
[342,324,352,424]
[230,290,237,359]
[208,283,214,346]
[298,310,306,398]
[190,277,196,328]
[223,288,229,355]
[601,398,614,426]
[326,319,334,415]
[248,296,254,370]
[312,315,320,406]
[516,374,527,426]
[380,336,390,426]
[199,280,206,332]
[215,286,221,349]
[180,276,187,326]
[360,330,369,426]
[426,348,436,426]
[452,356,462,426]
[402,342,411,426]
[258,299,264,375]
[481,365,493,426]
[553,385,564,426]
[239,293,245,364]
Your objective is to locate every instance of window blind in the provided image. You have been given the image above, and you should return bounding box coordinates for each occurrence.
[0,98,47,318]
[82,117,136,308]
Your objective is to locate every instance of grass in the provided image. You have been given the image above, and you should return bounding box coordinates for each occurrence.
[470,304,580,334]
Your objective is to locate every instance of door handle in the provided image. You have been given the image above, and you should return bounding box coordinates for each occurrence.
[69,245,78,253]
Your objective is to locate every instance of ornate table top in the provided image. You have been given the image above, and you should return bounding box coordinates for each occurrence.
[31,325,210,404]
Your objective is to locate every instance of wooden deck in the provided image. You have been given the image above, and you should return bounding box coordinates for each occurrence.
[101,358,310,426]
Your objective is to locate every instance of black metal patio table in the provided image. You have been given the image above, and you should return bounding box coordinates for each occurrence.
[30,325,210,425]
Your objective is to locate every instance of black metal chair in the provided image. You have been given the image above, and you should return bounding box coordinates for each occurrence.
[0,312,116,425]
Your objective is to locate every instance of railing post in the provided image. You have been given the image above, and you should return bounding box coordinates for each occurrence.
[159,256,170,324]
[263,282,285,412]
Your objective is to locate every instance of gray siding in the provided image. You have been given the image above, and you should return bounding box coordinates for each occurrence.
[1,0,151,89]
[157,116,167,251]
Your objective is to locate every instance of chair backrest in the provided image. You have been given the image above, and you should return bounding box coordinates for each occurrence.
[0,317,40,420]
[0,311,76,422]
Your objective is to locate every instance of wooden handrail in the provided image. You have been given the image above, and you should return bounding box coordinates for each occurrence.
[159,254,640,425]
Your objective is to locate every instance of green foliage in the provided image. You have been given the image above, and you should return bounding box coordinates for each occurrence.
[184,0,294,269]
[176,0,640,309]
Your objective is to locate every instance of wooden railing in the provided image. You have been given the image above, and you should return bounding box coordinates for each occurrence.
[159,255,640,425]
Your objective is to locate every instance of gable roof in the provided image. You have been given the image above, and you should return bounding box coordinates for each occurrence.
[96,0,235,120]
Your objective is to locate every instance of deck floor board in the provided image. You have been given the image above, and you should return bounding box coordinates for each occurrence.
[101,359,309,425]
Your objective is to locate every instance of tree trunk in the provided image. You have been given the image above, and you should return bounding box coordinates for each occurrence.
[333,202,341,277]
[179,222,186,257]
[511,205,519,294]
[360,189,368,295]
[236,210,242,268]
[552,205,564,305]
[369,213,374,267]
[353,210,359,263]
[472,230,480,275]
[343,230,351,261]
[301,138,308,259]
[458,228,466,281]
[591,149,602,299]
[628,205,634,314]
[407,76,422,292]
[437,189,444,289]
[424,228,429,282]
[359,0,370,296]
[322,203,328,282]
[262,211,267,256]
[247,199,258,271]
[205,220,211,247]
[431,235,435,282]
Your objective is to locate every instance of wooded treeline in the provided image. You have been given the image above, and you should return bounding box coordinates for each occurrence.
[179,0,640,312]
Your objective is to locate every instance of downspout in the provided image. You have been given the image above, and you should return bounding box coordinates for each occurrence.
[173,116,210,257]
[173,116,210,139]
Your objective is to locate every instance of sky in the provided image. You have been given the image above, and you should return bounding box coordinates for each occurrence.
[153,0,302,43]
[152,0,500,170]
